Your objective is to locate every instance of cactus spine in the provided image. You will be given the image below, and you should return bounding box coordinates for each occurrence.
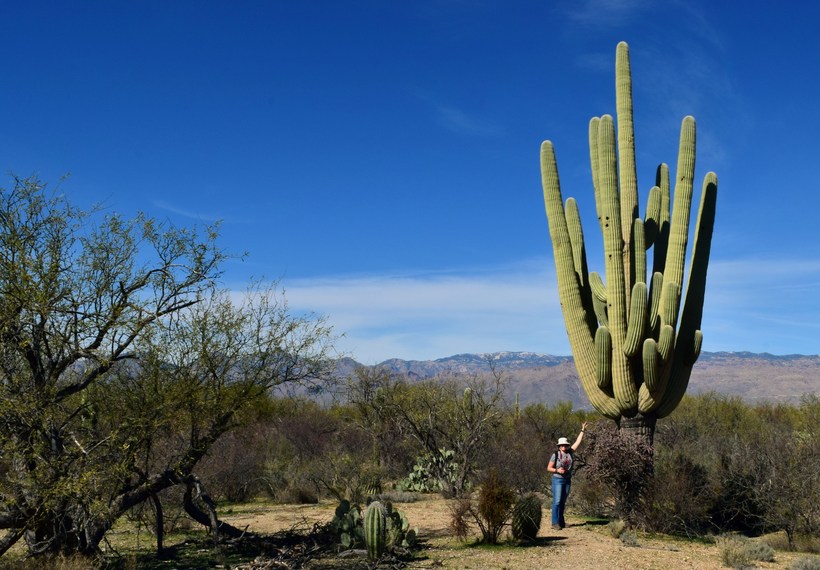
[364,501,387,560]
[540,41,717,434]
[511,493,542,541]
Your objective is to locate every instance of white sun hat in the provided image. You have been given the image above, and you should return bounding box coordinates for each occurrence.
[557,437,571,446]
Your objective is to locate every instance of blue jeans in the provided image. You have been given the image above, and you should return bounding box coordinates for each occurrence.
[551,475,571,527]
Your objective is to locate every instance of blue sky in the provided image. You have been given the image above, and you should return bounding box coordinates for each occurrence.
[1,1,818,363]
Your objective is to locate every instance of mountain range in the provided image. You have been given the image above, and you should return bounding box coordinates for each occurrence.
[337,351,820,410]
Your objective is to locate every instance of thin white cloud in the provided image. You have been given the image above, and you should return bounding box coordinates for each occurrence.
[562,0,648,27]
[284,264,568,363]
[276,255,820,364]
[435,105,503,137]
[153,200,244,223]
[414,91,502,137]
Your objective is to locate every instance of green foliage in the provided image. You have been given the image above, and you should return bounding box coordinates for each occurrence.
[0,177,336,557]
[330,500,364,549]
[511,493,542,541]
[540,41,717,424]
[383,501,417,550]
[329,499,416,556]
[398,449,461,494]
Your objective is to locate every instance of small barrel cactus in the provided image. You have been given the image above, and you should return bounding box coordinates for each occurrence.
[511,493,543,541]
[364,500,388,560]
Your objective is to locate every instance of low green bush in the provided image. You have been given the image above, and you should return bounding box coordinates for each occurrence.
[790,556,820,570]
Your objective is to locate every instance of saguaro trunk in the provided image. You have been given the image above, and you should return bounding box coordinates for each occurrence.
[618,414,657,447]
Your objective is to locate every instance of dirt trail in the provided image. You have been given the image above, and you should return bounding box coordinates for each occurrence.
[222,496,807,570]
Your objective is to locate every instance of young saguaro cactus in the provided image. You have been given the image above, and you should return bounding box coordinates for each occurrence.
[540,41,718,437]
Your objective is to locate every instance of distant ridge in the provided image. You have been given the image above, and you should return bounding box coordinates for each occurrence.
[338,351,820,409]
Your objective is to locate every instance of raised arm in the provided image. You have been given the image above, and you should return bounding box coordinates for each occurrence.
[571,422,589,451]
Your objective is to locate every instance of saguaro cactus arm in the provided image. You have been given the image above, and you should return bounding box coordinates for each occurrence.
[541,141,621,419]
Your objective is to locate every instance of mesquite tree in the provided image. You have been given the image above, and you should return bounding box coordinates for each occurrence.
[540,42,718,441]
[0,177,335,556]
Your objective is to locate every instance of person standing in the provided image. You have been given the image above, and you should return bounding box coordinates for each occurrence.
[547,421,588,530]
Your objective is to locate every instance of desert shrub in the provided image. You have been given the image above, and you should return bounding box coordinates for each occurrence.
[582,424,654,525]
[268,402,389,503]
[607,519,627,538]
[449,496,473,541]
[448,469,516,544]
[716,534,752,569]
[571,476,610,517]
[744,540,775,562]
[639,449,714,533]
[620,529,639,547]
[716,534,775,569]
[199,423,277,502]
[477,469,516,543]
[280,485,319,504]
[483,412,555,494]
[790,556,820,570]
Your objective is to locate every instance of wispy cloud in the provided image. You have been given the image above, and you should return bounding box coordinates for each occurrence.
[284,263,567,363]
[153,200,242,223]
[415,91,503,137]
[278,255,820,363]
[435,105,503,137]
[562,0,648,27]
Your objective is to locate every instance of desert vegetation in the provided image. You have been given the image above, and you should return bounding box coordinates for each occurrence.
[74,370,820,567]
[0,176,816,568]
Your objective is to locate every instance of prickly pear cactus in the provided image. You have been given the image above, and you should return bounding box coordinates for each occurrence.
[511,493,542,541]
[364,501,387,560]
[330,500,363,549]
[540,41,717,439]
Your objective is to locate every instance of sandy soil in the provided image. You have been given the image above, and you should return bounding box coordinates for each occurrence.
[222,495,811,570]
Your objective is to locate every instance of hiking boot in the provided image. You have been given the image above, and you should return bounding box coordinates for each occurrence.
[551,524,561,530]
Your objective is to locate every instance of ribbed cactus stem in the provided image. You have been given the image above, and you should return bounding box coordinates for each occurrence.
[616,41,639,294]
[660,116,697,329]
[541,141,620,419]
[364,501,387,560]
[652,163,672,275]
[624,282,647,357]
[644,185,661,247]
[597,114,637,415]
[589,117,603,232]
[631,217,646,287]
[648,271,664,335]
[595,326,613,392]
[566,198,588,286]
[654,173,717,417]
[512,493,543,541]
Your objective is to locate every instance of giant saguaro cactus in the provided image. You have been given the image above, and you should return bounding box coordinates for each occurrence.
[540,42,717,439]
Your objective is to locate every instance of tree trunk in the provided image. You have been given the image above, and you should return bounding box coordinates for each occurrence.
[618,414,656,447]
[182,476,246,541]
[150,492,164,554]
